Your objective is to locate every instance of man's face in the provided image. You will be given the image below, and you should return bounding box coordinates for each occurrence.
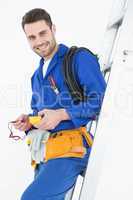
[24,20,57,59]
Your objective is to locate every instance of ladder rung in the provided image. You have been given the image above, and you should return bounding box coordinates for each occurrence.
[107,9,125,29]
[102,66,111,74]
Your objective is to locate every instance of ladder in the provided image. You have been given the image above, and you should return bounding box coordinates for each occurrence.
[70,0,131,199]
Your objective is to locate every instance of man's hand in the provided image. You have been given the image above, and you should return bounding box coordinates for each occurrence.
[34,109,70,130]
[12,114,32,132]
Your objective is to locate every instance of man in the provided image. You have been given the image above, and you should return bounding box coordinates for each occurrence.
[13,8,106,200]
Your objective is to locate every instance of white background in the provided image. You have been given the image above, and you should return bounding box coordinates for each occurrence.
[0,0,114,199]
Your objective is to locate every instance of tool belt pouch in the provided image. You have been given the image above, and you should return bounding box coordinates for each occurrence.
[45,130,86,162]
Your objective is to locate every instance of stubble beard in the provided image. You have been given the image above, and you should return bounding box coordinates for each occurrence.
[34,39,57,59]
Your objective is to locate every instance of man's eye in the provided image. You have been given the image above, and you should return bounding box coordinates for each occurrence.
[29,36,35,41]
[40,31,47,36]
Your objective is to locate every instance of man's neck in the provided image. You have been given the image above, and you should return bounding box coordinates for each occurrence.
[44,44,58,61]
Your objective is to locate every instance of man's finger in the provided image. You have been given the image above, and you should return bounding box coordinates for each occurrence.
[13,122,26,130]
[19,123,27,131]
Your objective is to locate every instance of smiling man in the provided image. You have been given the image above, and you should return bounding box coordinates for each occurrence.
[13,8,106,200]
[25,20,58,60]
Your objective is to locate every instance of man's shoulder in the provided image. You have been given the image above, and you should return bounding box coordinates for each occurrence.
[57,43,69,58]
[74,47,97,60]
[64,46,98,66]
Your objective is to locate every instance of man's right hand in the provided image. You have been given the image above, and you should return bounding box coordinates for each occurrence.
[12,114,32,132]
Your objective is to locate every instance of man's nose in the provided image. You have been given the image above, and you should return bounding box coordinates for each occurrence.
[35,37,43,47]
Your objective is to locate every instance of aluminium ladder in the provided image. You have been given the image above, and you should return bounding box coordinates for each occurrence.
[71,0,130,199]
[79,0,133,199]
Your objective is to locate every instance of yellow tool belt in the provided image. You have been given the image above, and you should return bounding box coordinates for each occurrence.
[46,127,93,161]
[31,127,93,168]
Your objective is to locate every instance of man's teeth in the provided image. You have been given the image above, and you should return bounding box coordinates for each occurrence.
[36,44,48,51]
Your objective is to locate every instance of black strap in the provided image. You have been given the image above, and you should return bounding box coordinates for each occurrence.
[62,46,97,104]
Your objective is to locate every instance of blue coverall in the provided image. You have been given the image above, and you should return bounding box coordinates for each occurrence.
[21,44,106,200]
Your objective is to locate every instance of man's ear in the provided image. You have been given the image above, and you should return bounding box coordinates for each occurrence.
[51,24,56,34]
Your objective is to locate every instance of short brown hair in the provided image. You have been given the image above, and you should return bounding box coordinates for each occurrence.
[22,8,52,30]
